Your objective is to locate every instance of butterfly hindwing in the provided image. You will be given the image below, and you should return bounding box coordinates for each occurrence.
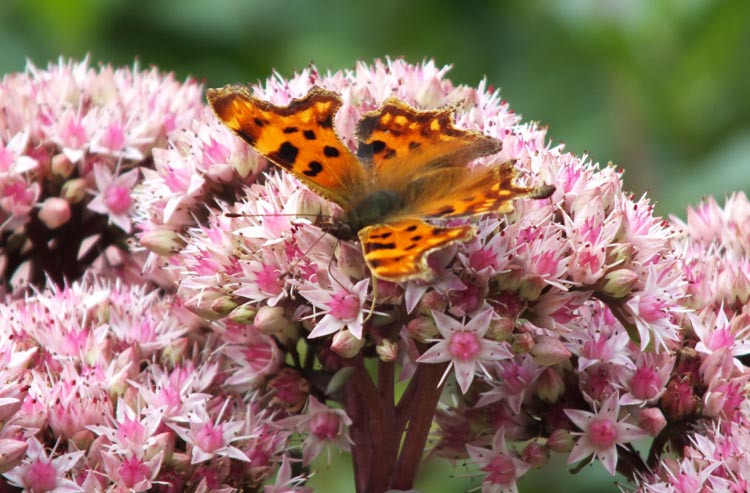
[356,98,501,192]
[207,85,366,207]
[358,219,475,281]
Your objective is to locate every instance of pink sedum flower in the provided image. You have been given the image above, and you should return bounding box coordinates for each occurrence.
[565,393,648,475]
[418,308,513,394]
[2,437,84,493]
[466,429,531,493]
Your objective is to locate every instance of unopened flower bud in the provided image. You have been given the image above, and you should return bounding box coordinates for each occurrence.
[161,337,190,368]
[61,178,87,203]
[518,276,544,301]
[512,332,534,354]
[139,228,186,256]
[70,430,94,451]
[336,242,368,280]
[638,407,666,436]
[38,197,71,229]
[537,367,565,403]
[606,243,636,265]
[521,440,549,469]
[0,439,28,473]
[331,330,365,358]
[661,377,699,420]
[228,304,258,325]
[547,429,575,453]
[486,316,515,341]
[376,338,399,362]
[601,268,639,298]
[51,153,75,178]
[146,432,175,462]
[418,290,448,314]
[185,289,233,320]
[171,452,192,472]
[268,368,310,413]
[406,316,438,343]
[531,336,571,366]
[291,188,323,218]
[255,306,293,336]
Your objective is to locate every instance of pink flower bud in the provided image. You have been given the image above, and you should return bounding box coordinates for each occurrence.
[139,228,186,256]
[38,197,71,229]
[61,178,87,203]
[51,153,74,178]
[638,407,667,436]
[547,429,575,453]
[268,368,310,413]
[601,268,639,298]
[0,439,28,473]
[521,440,549,469]
[512,332,534,354]
[406,316,438,343]
[418,290,448,314]
[211,295,238,316]
[537,367,565,403]
[331,330,365,358]
[376,338,399,362]
[661,377,699,420]
[531,336,571,366]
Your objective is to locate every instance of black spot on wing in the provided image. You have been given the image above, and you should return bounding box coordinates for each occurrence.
[409,141,421,150]
[383,149,396,160]
[283,126,298,134]
[237,130,256,146]
[367,242,396,251]
[411,235,422,241]
[436,206,455,215]
[254,118,266,127]
[369,232,392,239]
[371,140,386,153]
[303,130,316,140]
[323,146,340,157]
[269,142,299,168]
[405,224,418,232]
[304,161,323,177]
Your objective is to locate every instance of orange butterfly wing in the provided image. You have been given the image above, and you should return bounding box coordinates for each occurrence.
[207,85,366,207]
[358,219,474,282]
[356,98,500,192]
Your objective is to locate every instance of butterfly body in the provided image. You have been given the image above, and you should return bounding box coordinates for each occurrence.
[207,85,554,281]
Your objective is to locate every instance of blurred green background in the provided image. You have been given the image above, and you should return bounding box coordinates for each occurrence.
[1,0,748,491]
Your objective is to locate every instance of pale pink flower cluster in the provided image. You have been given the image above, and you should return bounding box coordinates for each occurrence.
[131,59,690,490]
[2,57,748,492]
[632,194,750,491]
[0,57,202,290]
[0,278,297,491]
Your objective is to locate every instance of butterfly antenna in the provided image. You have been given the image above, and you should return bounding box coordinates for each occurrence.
[325,238,349,291]
[363,275,378,324]
[278,228,332,279]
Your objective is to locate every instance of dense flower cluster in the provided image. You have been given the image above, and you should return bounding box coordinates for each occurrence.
[0,57,202,290]
[1,57,748,493]
[633,194,750,491]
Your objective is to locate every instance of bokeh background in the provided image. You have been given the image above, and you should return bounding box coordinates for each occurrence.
[1,0,748,491]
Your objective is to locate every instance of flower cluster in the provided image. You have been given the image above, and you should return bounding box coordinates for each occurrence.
[0,278,300,491]
[2,57,748,493]
[633,193,750,491]
[133,58,690,491]
[0,57,202,291]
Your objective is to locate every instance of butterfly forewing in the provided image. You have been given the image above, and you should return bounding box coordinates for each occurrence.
[356,99,501,192]
[207,85,366,208]
[358,219,475,281]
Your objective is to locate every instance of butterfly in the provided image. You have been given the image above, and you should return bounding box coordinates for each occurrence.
[207,85,555,282]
